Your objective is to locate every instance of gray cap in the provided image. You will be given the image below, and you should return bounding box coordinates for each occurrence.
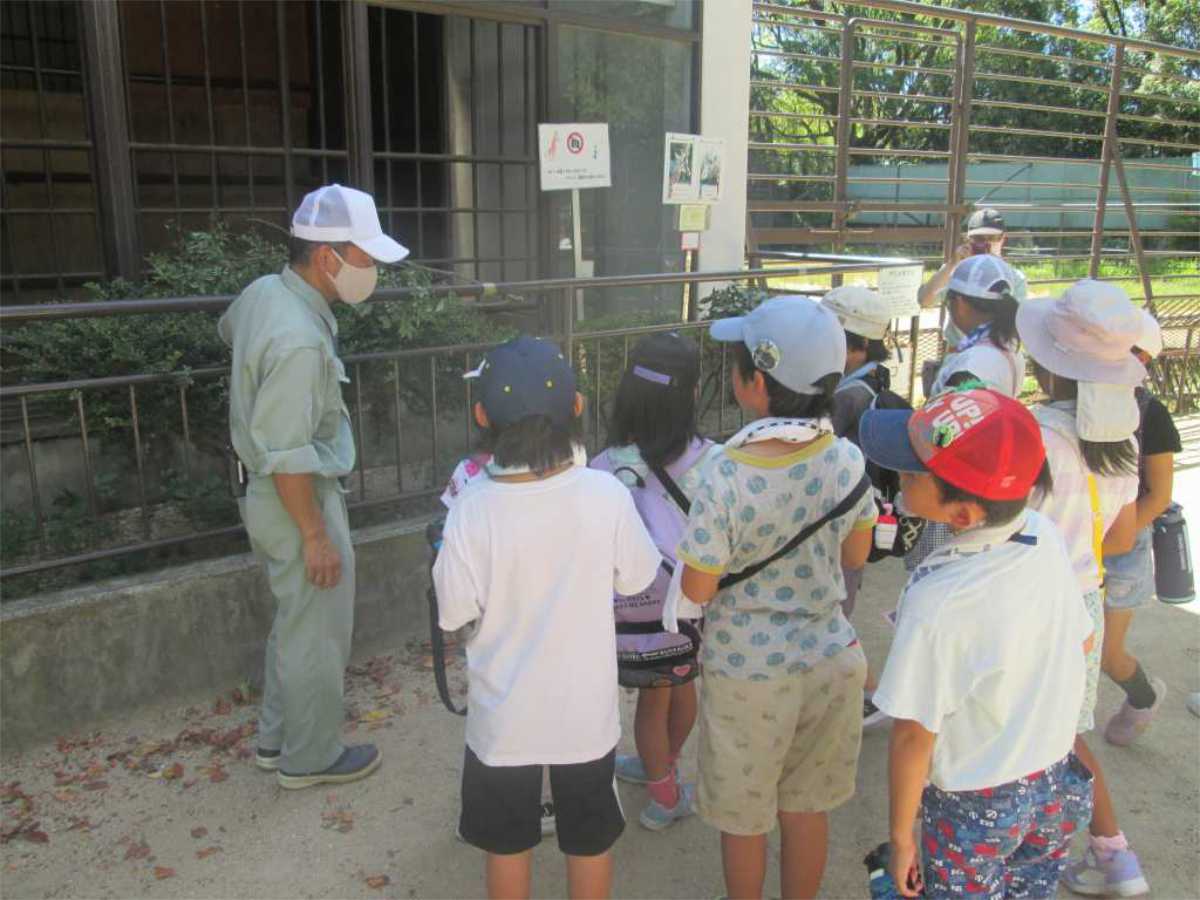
[710,296,846,395]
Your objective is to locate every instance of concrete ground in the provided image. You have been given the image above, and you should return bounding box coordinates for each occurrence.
[3,424,1198,899]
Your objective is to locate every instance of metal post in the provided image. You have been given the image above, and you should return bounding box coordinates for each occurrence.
[1089,44,1125,280]
[341,0,374,192]
[830,20,856,287]
[944,23,974,260]
[80,0,140,280]
[1111,151,1156,315]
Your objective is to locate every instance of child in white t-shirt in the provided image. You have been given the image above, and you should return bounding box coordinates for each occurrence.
[1016,281,1150,899]
[860,388,1094,898]
[433,335,660,899]
[675,297,877,900]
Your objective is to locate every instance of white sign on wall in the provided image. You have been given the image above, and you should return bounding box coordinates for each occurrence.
[663,133,724,204]
[538,123,611,191]
[876,264,925,317]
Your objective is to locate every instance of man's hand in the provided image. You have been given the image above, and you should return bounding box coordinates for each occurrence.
[303,529,342,589]
[889,837,924,898]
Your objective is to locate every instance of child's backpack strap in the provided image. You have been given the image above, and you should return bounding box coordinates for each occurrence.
[719,473,871,590]
[648,462,691,515]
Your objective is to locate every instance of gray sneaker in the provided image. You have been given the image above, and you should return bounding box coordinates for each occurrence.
[254,748,281,772]
[1103,678,1166,747]
[277,744,382,790]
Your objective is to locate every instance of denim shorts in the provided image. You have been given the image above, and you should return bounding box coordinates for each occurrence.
[1104,527,1155,611]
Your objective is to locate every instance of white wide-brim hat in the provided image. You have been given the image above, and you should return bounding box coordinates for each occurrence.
[820,285,891,340]
[1015,279,1147,386]
[1135,309,1164,359]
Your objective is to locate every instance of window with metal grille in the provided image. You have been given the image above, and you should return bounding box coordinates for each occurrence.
[0,0,103,298]
[118,0,349,256]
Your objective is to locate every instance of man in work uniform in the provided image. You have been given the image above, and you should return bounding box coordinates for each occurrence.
[218,184,408,789]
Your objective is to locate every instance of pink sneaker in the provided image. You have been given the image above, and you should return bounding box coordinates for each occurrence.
[1104,678,1166,747]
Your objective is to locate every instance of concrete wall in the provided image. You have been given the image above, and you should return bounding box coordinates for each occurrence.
[1,516,438,752]
[699,0,752,287]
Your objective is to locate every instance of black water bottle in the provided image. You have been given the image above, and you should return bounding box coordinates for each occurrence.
[1153,503,1194,604]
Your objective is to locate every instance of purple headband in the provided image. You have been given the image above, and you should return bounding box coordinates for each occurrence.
[632,365,673,386]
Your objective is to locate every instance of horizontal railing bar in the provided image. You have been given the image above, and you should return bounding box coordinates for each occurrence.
[0,138,95,151]
[971,98,1108,118]
[750,79,841,95]
[852,116,952,130]
[964,152,1199,175]
[128,142,346,158]
[753,2,848,23]
[1117,136,1200,152]
[1,264,922,326]
[851,59,955,75]
[750,110,839,121]
[974,71,1111,94]
[975,43,1112,70]
[970,124,1103,142]
[752,48,840,64]
[1115,111,1200,130]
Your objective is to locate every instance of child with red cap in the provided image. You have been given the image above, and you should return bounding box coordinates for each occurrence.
[859,388,1095,898]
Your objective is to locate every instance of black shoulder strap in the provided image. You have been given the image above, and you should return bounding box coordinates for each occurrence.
[649,463,691,515]
[718,473,872,591]
[425,520,466,716]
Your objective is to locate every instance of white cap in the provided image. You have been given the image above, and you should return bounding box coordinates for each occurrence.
[820,286,892,340]
[947,254,1020,302]
[1135,309,1163,359]
[709,296,846,395]
[291,184,410,264]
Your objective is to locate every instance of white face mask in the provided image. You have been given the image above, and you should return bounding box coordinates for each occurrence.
[327,248,378,305]
[942,313,965,349]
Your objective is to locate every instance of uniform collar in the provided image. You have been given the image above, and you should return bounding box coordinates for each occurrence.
[280,265,339,338]
[840,361,878,385]
[945,511,1032,553]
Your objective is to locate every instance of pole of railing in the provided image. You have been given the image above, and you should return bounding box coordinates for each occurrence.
[20,397,47,549]
[1090,44,1124,280]
[945,23,974,260]
[429,356,439,490]
[1111,151,1157,318]
[129,385,151,539]
[74,391,99,517]
[354,363,367,501]
[831,21,857,288]
[907,315,921,404]
[178,383,193,479]
[392,360,405,494]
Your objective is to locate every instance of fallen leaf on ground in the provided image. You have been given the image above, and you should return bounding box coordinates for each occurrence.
[23,828,49,845]
[68,818,95,832]
[125,841,151,861]
[196,846,222,860]
[320,802,354,834]
[190,826,208,839]
[207,764,229,784]
[162,763,184,780]
[365,874,390,889]
[153,866,176,880]
[361,710,391,723]
[82,781,109,792]
[213,697,232,716]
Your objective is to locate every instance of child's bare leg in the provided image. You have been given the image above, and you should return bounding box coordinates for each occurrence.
[486,850,532,900]
[1074,735,1119,837]
[666,681,697,761]
[566,851,612,900]
[778,809,828,900]
[1100,609,1137,683]
[721,831,768,900]
[634,686,673,780]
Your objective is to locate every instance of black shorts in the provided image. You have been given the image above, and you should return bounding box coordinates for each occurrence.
[459,745,624,856]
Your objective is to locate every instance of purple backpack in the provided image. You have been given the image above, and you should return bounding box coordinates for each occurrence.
[591,441,712,688]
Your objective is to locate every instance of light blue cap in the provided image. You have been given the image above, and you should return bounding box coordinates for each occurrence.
[709,296,847,394]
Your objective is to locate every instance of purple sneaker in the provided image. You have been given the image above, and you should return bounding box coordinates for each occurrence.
[1104,678,1166,747]
[1062,847,1149,897]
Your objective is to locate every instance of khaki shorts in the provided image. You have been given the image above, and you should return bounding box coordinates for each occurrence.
[697,645,867,835]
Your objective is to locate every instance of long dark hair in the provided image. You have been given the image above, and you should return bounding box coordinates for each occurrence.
[607,332,701,468]
[949,289,1020,350]
[1032,361,1138,477]
[733,343,840,419]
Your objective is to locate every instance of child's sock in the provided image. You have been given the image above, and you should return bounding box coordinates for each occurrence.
[647,770,680,809]
[1116,663,1157,709]
[1090,832,1129,859]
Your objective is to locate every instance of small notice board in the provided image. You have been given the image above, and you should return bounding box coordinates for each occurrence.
[538,123,611,191]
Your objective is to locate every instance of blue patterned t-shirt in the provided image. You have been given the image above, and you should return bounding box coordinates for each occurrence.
[677,434,876,680]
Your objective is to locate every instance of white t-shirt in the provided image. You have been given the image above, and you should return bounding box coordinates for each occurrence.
[931,342,1025,398]
[432,465,661,766]
[873,510,1091,792]
[1029,403,1139,593]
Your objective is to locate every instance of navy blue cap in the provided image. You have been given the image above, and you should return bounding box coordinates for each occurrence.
[465,335,576,427]
[858,408,924,474]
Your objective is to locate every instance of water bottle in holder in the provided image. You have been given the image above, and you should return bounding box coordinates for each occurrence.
[1153,503,1194,604]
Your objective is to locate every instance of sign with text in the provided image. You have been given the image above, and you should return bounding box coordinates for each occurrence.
[538,123,611,191]
[876,264,924,317]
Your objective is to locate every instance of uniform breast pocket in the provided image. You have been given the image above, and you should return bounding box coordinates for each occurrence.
[325,357,352,414]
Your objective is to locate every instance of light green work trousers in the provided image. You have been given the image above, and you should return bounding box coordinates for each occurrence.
[240,475,354,774]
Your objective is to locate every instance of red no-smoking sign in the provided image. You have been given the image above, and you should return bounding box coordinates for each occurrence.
[566,131,585,154]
